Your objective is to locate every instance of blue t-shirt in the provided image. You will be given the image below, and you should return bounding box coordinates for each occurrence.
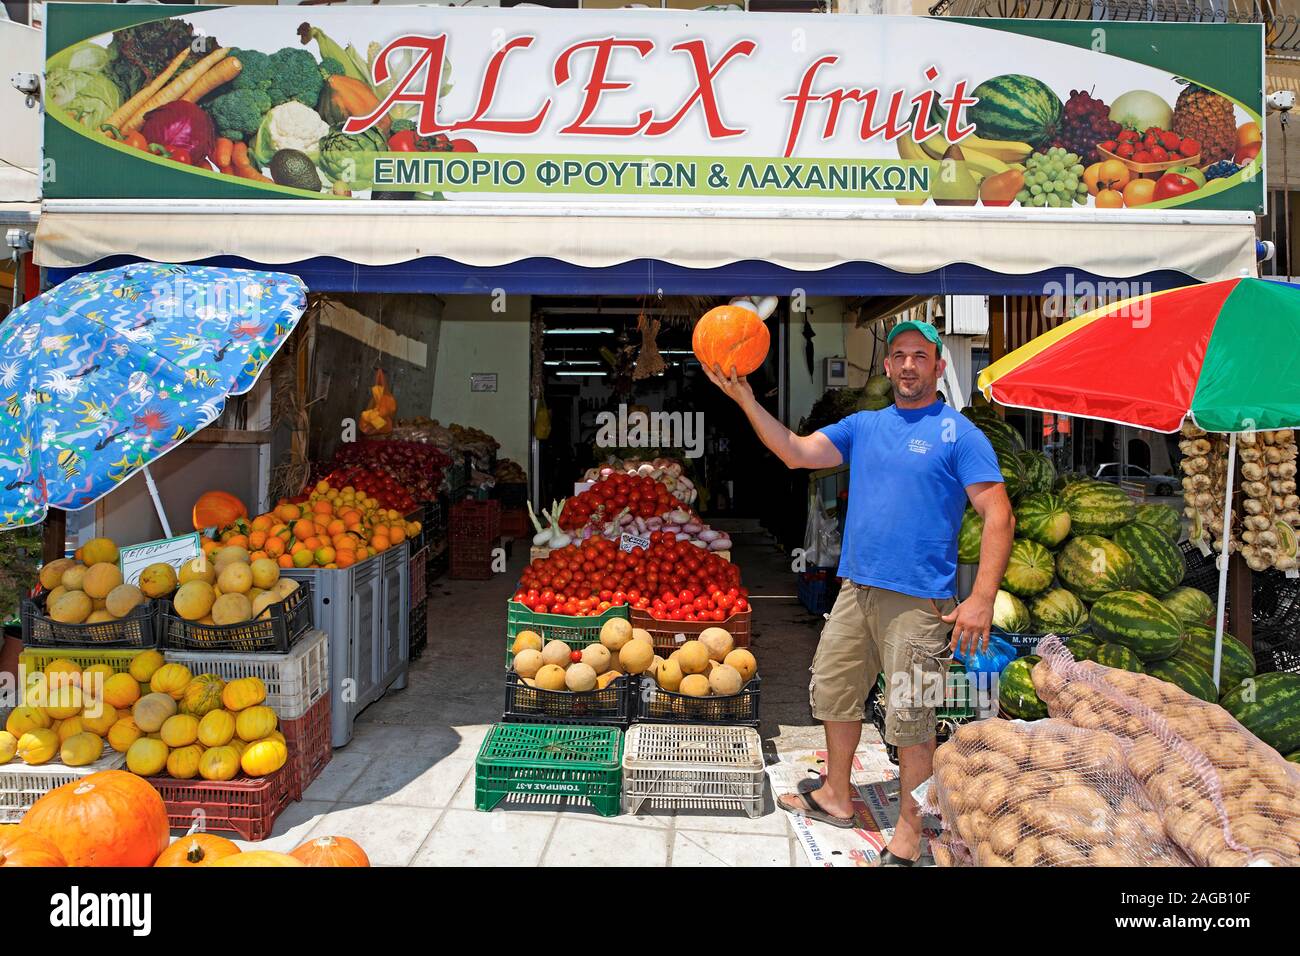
[818,402,1003,600]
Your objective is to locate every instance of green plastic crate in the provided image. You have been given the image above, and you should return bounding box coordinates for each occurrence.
[873,658,975,722]
[505,601,630,666]
[475,723,624,816]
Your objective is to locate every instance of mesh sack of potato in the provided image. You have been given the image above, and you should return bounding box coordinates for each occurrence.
[929,831,975,868]
[1031,636,1300,866]
[927,716,1190,867]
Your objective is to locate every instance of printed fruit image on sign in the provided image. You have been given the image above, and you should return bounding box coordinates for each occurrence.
[42,7,1263,211]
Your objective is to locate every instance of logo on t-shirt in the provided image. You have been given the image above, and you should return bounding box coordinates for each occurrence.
[907,438,932,455]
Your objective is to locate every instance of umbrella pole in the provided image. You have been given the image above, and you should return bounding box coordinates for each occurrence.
[141,465,173,539]
[1211,431,1238,691]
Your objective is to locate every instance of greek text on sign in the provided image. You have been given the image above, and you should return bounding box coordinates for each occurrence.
[119,533,202,587]
[620,533,651,553]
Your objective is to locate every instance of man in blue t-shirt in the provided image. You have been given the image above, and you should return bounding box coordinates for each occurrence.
[704,321,1013,865]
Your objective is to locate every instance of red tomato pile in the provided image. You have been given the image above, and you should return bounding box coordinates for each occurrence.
[512,537,748,621]
[311,465,419,512]
[559,473,683,531]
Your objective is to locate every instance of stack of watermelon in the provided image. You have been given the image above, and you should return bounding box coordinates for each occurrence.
[961,407,1290,752]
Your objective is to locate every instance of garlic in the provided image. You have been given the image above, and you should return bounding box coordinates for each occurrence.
[1278,555,1299,572]
[1281,462,1297,480]
[1243,462,1266,481]
[1285,510,1300,525]
[1246,514,1272,532]
[1239,430,1258,445]
[1239,447,1263,463]
[1243,498,1264,515]
[1182,421,1207,438]
[1259,530,1279,548]
[1275,429,1294,444]
[1243,530,1258,544]
[1266,447,1284,465]
[1191,474,1211,491]
[1286,495,1300,510]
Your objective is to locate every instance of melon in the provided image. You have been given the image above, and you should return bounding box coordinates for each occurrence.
[0,730,17,764]
[1014,492,1072,549]
[618,639,654,675]
[631,628,654,645]
[138,562,178,598]
[513,648,544,678]
[708,664,744,696]
[104,583,145,618]
[249,558,279,590]
[82,537,119,565]
[45,585,69,609]
[178,557,216,586]
[133,692,178,733]
[86,610,117,624]
[991,589,1031,634]
[82,562,123,600]
[49,590,92,624]
[126,737,169,776]
[1001,538,1055,597]
[679,674,711,697]
[511,630,543,655]
[58,731,102,768]
[251,592,278,620]
[698,627,735,662]
[966,74,1063,146]
[128,649,164,683]
[580,643,611,674]
[541,640,572,667]
[39,558,77,591]
[724,648,757,682]
[677,641,710,675]
[103,672,141,709]
[17,728,59,765]
[160,714,200,748]
[213,546,250,574]
[60,565,88,591]
[534,664,567,691]
[565,663,598,692]
[217,562,253,596]
[958,508,984,564]
[596,670,623,690]
[599,617,633,652]
[173,581,216,621]
[657,659,684,692]
[274,579,299,600]
[211,592,253,626]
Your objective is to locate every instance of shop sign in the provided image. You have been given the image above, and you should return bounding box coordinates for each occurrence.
[118,531,201,586]
[619,532,651,553]
[45,5,1263,212]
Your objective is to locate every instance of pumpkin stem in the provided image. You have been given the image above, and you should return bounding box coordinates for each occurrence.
[186,841,206,864]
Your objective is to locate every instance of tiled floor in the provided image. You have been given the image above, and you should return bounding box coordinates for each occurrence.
[229,534,843,865]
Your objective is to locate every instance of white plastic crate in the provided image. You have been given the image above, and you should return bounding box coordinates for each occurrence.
[621,723,765,818]
[164,629,329,721]
[0,751,127,823]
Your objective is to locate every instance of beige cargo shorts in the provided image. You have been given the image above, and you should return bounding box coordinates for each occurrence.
[809,579,957,748]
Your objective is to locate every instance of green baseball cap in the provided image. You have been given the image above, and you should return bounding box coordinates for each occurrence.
[887,320,942,355]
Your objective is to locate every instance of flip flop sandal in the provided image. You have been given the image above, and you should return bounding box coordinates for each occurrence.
[877,848,919,867]
[779,789,856,829]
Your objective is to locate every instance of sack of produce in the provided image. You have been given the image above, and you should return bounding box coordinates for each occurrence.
[1030,636,1300,866]
[927,716,1189,867]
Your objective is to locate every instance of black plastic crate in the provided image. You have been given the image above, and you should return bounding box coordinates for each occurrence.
[409,599,429,662]
[21,595,158,649]
[1180,541,1222,596]
[494,483,528,508]
[427,543,449,583]
[633,674,760,727]
[503,670,633,727]
[428,497,448,540]
[159,580,313,653]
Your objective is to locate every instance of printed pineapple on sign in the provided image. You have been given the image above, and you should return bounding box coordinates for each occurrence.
[1172,80,1237,166]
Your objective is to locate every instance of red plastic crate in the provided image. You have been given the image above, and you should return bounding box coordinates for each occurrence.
[629,607,752,658]
[451,500,501,541]
[451,536,499,580]
[499,507,529,539]
[147,764,295,842]
[280,693,332,800]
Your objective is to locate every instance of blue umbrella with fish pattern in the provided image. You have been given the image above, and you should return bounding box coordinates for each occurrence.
[0,263,306,530]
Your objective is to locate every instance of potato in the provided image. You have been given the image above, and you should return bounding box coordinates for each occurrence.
[1069,705,1105,731]
[1020,802,1086,837]
[1217,767,1255,796]
[1056,784,1109,820]
[987,813,1021,857]
[1039,834,1084,866]
[937,765,964,797]
[967,749,1018,779]
[1208,847,1252,867]
[1186,822,1226,862]
[956,812,981,847]
[931,842,955,868]
[1126,745,1166,783]
[1011,835,1042,868]
[1088,844,1132,867]
[977,776,1014,817]
[1068,735,1126,774]
[976,841,1014,867]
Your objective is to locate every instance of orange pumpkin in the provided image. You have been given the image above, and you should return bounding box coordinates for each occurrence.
[0,827,68,867]
[289,834,371,867]
[207,850,304,867]
[154,833,241,867]
[20,769,170,867]
[192,491,248,532]
[692,304,770,377]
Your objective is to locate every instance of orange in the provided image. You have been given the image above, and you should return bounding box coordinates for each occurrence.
[201,539,221,556]
[292,519,315,541]
[277,554,295,568]
[248,530,267,550]
[249,550,269,563]
[336,551,355,569]
[264,537,286,558]
[370,535,390,553]
[302,536,321,552]
[290,541,309,555]
[251,514,273,531]
[312,500,333,516]
[333,534,356,551]
[1096,159,1129,192]
[270,523,288,539]
[1123,178,1156,208]
[315,546,337,566]
[292,549,315,569]
[326,519,346,537]
[315,480,332,495]
[388,526,406,545]
[276,503,301,522]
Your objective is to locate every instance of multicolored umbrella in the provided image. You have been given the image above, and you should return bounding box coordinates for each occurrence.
[976,277,1300,434]
[0,263,306,531]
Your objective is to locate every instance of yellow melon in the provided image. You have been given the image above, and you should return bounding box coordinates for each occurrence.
[45,684,83,720]
[534,664,567,691]
[79,704,118,737]
[250,558,279,590]
[649,655,664,676]
[565,662,598,692]
[235,705,277,742]
[197,709,236,748]
[173,581,216,621]
[104,583,145,618]
[103,672,141,709]
[49,590,92,624]
[513,648,544,679]
[6,706,50,737]
[167,744,204,780]
[211,592,253,626]
[60,564,88,591]
[216,562,253,596]
[241,739,288,777]
[274,578,299,600]
[61,731,104,767]
[541,640,572,667]
[656,659,684,692]
[160,714,200,748]
[213,546,251,575]
[107,717,143,753]
[250,591,278,620]
[126,737,169,776]
[56,716,86,742]
[133,692,178,732]
[45,659,83,687]
[199,746,241,782]
[631,628,654,645]
[723,649,757,682]
[150,663,192,700]
[82,537,119,565]
[677,641,709,675]
[128,649,165,682]
[85,610,116,624]
[698,627,735,662]
[0,730,16,764]
[618,639,654,675]
[17,728,59,765]
[708,663,744,696]
[178,556,216,586]
[82,562,123,599]
[511,630,543,655]
[599,617,633,652]
[679,674,711,697]
[138,562,178,598]
[45,585,69,609]
[580,643,611,674]
[39,558,77,591]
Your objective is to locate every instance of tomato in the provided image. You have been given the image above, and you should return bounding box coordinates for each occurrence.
[735,598,749,612]
[535,604,549,614]
[710,608,726,622]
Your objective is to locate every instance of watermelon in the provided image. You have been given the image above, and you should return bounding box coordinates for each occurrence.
[1088,590,1183,662]
[1056,534,1134,602]
[1220,672,1300,754]
[1002,538,1055,597]
[958,508,983,564]
[1053,471,1091,493]
[1146,657,1218,703]
[997,451,1026,501]
[1094,643,1146,673]
[1014,492,1071,548]
[1030,588,1088,634]
[966,74,1064,147]
[1134,502,1183,542]
[978,418,1025,456]
[1178,625,1256,695]
[857,392,893,412]
[992,589,1031,634]
[1111,522,1186,596]
[1061,480,1137,535]
[999,657,1048,719]
[1017,451,1056,496]
[1160,586,1215,628]
[1064,636,1100,661]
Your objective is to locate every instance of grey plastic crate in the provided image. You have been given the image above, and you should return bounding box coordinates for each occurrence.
[283,542,409,747]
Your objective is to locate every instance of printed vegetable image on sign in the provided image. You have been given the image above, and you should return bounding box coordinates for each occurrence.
[40,6,1263,211]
